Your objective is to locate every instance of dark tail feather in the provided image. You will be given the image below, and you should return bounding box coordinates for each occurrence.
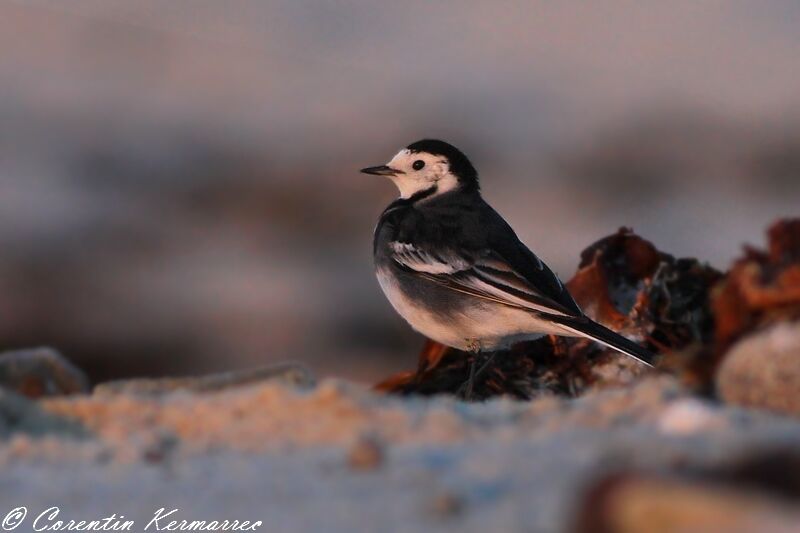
[548,315,657,367]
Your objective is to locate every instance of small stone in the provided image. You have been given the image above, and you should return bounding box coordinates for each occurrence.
[0,347,89,398]
[429,492,464,518]
[142,431,180,465]
[716,322,800,416]
[346,434,385,471]
[658,399,722,435]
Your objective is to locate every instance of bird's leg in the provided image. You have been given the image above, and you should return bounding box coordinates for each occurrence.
[459,350,499,399]
[457,339,482,400]
[464,357,477,398]
[473,351,497,380]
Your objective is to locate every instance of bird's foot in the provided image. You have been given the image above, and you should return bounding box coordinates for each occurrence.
[465,338,481,353]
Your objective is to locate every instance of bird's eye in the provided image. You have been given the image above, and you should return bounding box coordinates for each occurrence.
[412,160,425,170]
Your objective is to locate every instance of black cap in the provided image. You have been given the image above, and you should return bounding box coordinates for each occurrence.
[406,139,479,191]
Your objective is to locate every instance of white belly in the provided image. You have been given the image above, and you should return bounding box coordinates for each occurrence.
[376,268,573,350]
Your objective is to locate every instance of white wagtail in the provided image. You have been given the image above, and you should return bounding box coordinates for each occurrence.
[362,139,656,387]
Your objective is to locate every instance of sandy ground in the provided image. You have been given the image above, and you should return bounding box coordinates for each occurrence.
[2,375,800,533]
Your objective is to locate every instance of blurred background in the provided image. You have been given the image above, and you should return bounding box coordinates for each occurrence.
[1,1,799,383]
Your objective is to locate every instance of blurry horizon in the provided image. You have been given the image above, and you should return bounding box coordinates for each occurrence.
[2,1,799,382]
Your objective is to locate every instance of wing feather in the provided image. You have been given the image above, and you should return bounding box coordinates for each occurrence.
[389,241,577,316]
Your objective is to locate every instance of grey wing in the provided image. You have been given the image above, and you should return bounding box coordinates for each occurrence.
[388,241,580,317]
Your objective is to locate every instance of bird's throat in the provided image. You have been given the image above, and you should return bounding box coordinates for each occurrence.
[403,185,438,203]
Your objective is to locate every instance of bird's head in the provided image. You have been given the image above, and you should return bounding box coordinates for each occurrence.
[361,139,479,199]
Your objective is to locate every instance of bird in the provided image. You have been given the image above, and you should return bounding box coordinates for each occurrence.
[362,139,656,394]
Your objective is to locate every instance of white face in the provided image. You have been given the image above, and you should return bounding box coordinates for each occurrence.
[385,149,460,199]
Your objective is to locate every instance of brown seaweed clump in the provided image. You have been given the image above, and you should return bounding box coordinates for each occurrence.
[376,228,722,400]
[711,219,800,358]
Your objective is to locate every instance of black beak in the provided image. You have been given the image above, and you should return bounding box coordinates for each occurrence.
[360,165,403,176]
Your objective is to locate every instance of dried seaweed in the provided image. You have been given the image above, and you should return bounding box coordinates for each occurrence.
[712,219,800,355]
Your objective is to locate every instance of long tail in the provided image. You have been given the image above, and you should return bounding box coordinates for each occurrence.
[546,315,657,368]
